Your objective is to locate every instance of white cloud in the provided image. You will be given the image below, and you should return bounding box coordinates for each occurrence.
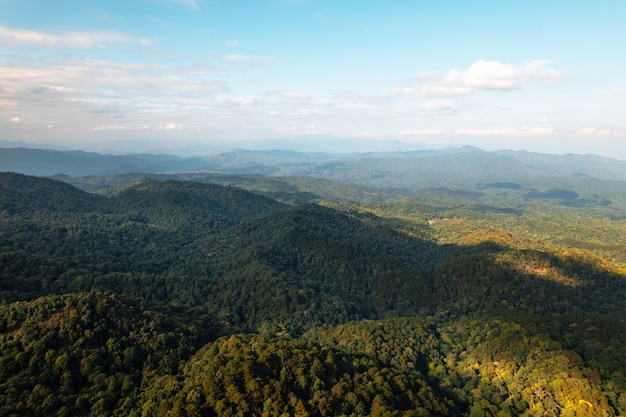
[224,40,239,47]
[9,116,22,122]
[418,100,459,112]
[604,88,626,96]
[0,58,225,101]
[393,85,473,98]
[396,60,563,99]
[0,25,151,49]
[576,127,625,136]
[223,54,252,61]
[163,123,181,130]
[219,54,274,62]
[412,72,440,81]
[213,96,258,107]
[0,56,231,134]
[396,129,446,136]
[277,90,309,99]
[92,125,151,131]
[457,127,555,136]
[443,60,562,90]
[92,125,126,131]
[276,123,324,135]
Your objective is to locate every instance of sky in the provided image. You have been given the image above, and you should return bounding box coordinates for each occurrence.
[1,0,626,158]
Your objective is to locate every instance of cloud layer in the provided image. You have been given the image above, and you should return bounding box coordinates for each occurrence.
[577,127,625,136]
[0,25,150,49]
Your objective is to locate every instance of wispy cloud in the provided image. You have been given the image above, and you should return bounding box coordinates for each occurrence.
[269,90,310,99]
[396,129,446,136]
[0,25,151,49]
[0,58,224,97]
[603,88,626,96]
[576,127,625,136]
[158,0,201,9]
[457,127,556,136]
[396,60,563,98]
[393,86,472,98]
[418,100,459,112]
[92,123,194,132]
[0,57,228,130]
[272,0,306,5]
[178,0,201,9]
[221,54,252,61]
[224,40,239,47]
[213,96,259,107]
[92,124,151,131]
[218,54,274,62]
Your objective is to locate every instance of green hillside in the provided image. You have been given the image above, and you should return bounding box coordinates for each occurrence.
[1,172,626,416]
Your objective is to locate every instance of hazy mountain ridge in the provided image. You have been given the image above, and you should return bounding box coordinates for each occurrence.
[4,146,626,185]
[0,147,211,176]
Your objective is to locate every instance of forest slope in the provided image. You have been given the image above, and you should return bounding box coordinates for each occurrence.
[1,172,626,416]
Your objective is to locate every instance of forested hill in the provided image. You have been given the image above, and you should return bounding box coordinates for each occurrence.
[2,172,626,416]
[0,172,286,224]
[0,171,107,213]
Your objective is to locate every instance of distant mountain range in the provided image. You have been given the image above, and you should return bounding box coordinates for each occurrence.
[0,135,435,156]
[3,146,626,188]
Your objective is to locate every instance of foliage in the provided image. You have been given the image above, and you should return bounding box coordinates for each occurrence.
[2,172,626,416]
[0,292,215,417]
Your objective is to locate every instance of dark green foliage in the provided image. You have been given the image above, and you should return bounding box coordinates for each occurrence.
[111,177,287,227]
[0,172,106,214]
[0,292,216,417]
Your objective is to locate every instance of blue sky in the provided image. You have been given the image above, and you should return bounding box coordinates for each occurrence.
[1,0,625,157]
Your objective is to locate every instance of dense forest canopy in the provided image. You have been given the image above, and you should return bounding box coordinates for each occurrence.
[1,161,626,416]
